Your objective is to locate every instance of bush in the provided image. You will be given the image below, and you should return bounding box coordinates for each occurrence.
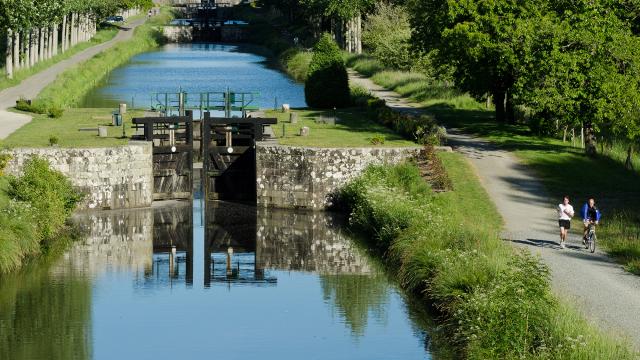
[370,134,385,145]
[281,48,312,82]
[47,106,64,118]
[304,34,351,109]
[48,136,59,146]
[8,157,83,241]
[0,154,11,176]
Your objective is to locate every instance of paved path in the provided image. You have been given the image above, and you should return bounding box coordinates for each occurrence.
[349,69,640,349]
[0,18,146,140]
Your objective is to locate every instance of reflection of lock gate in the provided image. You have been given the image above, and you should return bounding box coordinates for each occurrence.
[132,112,276,201]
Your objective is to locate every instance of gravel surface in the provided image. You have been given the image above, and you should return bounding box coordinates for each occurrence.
[0,19,146,140]
[349,69,640,349]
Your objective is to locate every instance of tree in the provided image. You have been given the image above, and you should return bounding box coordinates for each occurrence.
[407,0,546,123]
[517,3,640,156]
[304,34,351,108]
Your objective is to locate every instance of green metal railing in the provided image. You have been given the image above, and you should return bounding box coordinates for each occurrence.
[151,89,260,117]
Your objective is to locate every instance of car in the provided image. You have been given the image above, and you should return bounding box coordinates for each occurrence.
[105,15,124,23]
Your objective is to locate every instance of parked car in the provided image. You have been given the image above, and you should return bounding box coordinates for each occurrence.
[105,15,124,23]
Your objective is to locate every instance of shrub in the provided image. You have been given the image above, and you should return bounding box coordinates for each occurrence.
[281,48,312,82]
[47,106,64,118]
[305,34,351,109]
[0,154,11,176]
[8,157,83,241]
[15,99,48,114]
[370,134,385,145]
[48,136,59,146]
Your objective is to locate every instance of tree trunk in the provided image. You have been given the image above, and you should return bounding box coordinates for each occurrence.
[584,122,597,156]
[20,32,27,69]
[48,26,53,59]
[53,24,58,56]
[71,13,76,46]
[356,15,362,54]
[624,145,634,170]
[494,90,506,122]
[6,29,14,79]
[62,15,67,52]
[13,30,20,71]
[38,28,44,62]
[562,126,568,142]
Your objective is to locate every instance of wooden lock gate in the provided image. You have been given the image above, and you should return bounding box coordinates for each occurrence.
[132,115,194,201]
[202,113,276,201]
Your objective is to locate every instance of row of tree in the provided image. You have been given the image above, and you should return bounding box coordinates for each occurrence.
[1,0,153,79]
[405,0,640,159]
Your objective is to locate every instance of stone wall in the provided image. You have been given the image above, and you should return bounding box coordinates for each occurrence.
[256,143,423,210]
[163,26,193,42]
[4,143,153,210]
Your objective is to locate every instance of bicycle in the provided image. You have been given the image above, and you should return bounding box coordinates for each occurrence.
[584,222,597,253]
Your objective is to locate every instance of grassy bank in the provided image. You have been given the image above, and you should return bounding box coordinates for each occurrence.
[339,156,636,358]
[0,26,121,92]
[0,157,82,273]
[1,108,144,148]
[34,9,172,109]
[266,109,415,148]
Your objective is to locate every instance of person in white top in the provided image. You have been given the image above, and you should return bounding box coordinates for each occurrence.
[557,195,574,249]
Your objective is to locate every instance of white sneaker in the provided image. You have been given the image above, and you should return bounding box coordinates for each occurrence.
[560,242,566,249]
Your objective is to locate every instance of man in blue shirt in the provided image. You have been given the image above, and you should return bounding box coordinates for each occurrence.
[581,198,602,244]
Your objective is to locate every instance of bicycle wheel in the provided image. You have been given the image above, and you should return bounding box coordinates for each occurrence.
[589,232,596,253]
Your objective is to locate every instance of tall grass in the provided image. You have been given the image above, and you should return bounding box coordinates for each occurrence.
[344,53,386,77]
[599,212,640,275]
[0,157,82,273]
[338,154,636,359]
[280,48,312,82]
[35,9,172,109]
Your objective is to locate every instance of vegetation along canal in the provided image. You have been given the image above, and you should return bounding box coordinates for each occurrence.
[0,43,437,359]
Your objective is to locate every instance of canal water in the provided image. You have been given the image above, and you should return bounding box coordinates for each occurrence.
[0,202,435,359]
[80,43,307,110]
[0,43,438,359]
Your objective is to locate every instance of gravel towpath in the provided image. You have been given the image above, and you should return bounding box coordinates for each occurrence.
[349,69,640,348]
[0,18,146,140]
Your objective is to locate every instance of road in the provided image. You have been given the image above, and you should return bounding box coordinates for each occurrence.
[0,18,146,140]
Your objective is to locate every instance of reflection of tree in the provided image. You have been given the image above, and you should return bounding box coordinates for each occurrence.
[320,274,389,337]
[0,263,92,360]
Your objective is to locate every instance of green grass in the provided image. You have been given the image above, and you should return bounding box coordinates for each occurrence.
[339,156,636,358]
[35,9,172,109]
[0,158,81,273]
[0,25,122,92]
[266,108,416,148]
[1,108,144,148]
[344,53,386,77]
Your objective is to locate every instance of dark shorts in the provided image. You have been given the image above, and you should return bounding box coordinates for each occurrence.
[559,219,571,229]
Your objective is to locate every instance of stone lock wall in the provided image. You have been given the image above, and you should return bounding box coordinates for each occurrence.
[4,142,153,210]
[256,143,423,210]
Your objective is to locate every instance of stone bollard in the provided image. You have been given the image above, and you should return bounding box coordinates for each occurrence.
[281,104,290,112]
[290,113,298,124]
[299,126,310,137]
[98,126,108,137]
[119,103,127,115]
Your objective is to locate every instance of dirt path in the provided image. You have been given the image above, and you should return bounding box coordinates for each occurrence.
[349,69,640,348]
[0,18,146,140]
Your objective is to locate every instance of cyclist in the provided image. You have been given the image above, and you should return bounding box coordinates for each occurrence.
[557,195,574,249]
[581,197,602,245]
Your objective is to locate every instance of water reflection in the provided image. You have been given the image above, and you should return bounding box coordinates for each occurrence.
[0,262,92,360]
[0,202,434,359]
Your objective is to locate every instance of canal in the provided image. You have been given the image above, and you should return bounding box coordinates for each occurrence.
[80,43,307,110]
[0,43,438,359]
